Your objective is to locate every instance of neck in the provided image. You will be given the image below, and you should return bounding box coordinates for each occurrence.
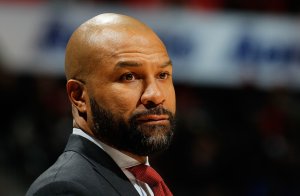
[73,122,148,164]
[121,150,147,164]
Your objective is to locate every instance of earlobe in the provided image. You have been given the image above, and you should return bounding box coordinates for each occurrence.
[66,79,87,113]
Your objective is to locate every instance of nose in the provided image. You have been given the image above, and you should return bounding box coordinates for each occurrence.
[141,80,165,109]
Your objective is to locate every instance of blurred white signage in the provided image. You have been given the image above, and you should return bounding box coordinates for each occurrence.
[0,3,300,89]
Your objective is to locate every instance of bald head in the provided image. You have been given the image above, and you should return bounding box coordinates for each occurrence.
[64,13,175,157]
[65,13,165,81]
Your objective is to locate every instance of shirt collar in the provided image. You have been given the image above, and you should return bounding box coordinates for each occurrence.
[72,128,149,169]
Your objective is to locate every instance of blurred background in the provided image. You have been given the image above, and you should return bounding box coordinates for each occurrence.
[1,0,300,195]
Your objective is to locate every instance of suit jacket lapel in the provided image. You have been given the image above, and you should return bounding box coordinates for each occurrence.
[64,134,139,196]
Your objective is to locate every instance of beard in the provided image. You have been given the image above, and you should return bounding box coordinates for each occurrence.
[90,98,176,156]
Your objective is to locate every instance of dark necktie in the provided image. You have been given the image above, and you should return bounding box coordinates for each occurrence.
[127,164,173,196]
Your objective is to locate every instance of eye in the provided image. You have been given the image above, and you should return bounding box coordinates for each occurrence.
[158,72,170,80]
[120,72,136,81]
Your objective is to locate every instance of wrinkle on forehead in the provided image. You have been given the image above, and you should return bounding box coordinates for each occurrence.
[64,13,165,81]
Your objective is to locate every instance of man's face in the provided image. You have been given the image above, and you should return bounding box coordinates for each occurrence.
[85,28,176,155]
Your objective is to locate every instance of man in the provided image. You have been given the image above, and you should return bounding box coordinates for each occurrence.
[26,13,176,196]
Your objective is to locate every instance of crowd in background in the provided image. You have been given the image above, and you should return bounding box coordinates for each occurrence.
[1,67,300,195]
[60,0,298,14]
[1,0,300,195]
[1,0,299,14]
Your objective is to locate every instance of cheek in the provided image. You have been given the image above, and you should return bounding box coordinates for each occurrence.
[112,96,134,114]
[168,88,176,113]
[105,84,143,117]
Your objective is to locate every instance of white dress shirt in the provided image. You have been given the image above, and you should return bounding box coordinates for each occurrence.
[72,128,154,196]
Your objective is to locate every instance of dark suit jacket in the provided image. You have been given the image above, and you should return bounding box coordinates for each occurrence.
[26,134,140,196]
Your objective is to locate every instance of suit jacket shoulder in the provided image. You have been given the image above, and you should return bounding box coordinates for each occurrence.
[26,134,139,196]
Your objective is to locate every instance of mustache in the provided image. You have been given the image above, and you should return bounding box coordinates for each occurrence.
[131,107,175,121]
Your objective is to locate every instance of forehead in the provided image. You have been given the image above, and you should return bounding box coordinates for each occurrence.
[89,27,170,67]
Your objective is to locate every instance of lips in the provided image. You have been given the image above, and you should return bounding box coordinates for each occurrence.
[136,114,169,124]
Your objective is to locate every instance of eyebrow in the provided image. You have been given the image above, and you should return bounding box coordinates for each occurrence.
[116,61,142,68]
[161,60,173,67]
[115,60,173,68]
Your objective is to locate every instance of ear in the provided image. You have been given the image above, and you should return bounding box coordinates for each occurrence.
[66,79,88,114]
